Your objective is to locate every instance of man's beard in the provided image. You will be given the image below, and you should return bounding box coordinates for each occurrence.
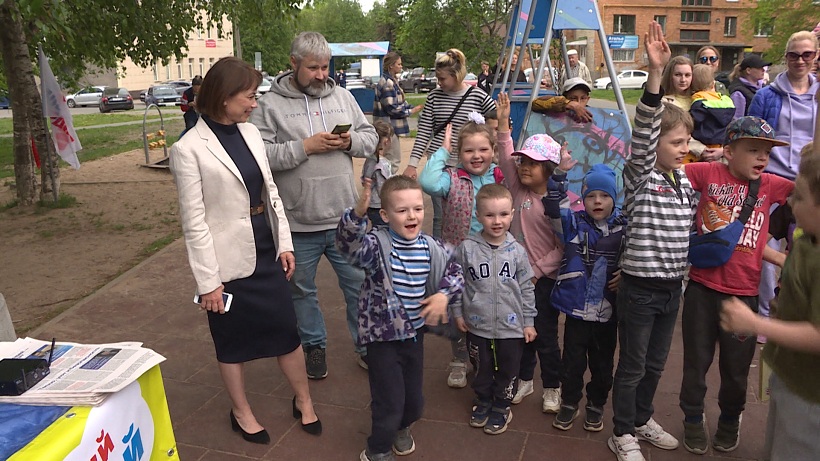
[292,73,324,97]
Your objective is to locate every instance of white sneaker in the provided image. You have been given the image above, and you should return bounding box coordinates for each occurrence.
[512,379,534,404]
[447,361,467,388]
[608,434,646,461]
[635,418,679,450]
[541,387,561,413]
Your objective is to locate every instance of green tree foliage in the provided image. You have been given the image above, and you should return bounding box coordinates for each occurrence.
[749,0,819,61]
[299,0,376,43]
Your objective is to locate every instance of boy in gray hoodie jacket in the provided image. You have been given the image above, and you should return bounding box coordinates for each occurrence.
[454,184,537,435]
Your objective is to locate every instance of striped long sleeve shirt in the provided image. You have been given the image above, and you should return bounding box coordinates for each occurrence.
[620,91,696,279]
[408,86,495,168]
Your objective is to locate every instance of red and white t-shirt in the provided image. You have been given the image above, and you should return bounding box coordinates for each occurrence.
[686,162,794,296]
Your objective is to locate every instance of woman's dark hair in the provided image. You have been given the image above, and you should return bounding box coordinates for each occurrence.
[197,57,261,120]
[191,75,204,86]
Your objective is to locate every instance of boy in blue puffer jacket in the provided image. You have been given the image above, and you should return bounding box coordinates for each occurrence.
[543,154,627,433]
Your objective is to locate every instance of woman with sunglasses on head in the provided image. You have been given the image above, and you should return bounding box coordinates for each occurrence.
[695,46,728,95]
[748,30,819,343]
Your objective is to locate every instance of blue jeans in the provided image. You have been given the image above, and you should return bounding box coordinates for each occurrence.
[431,195,443,239]
[611,274,681,436]
[290,230,365,355]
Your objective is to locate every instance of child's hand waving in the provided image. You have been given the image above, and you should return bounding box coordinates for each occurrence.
[496,93,511,132]
[558,142,577,171]
[644,20,670,73]
[355,178,372,217]
[442,123,453,153]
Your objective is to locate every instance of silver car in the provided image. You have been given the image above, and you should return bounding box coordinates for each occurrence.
[66,86,105,108]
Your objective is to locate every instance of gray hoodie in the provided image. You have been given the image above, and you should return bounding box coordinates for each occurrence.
[250,71,378,232]
[454,232,536,339]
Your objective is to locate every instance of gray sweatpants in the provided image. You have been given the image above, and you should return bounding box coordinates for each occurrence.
[764,372,820,461]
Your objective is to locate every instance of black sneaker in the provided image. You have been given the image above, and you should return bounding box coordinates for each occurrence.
[470,399,492,428]
[683,419,708,454]
[305,346,327,380]
[552,404,579,431]
[713,416,741,452]
[484,406,513,435]
[392,427,415,456]
[583,404,604,432]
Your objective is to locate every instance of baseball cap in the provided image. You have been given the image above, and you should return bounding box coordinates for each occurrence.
[724,116,789,147]
[739,55,771,70]
[562,77,592,94]
[513,134,561,164]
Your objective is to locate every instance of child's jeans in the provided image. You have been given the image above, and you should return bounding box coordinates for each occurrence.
[679,280,757,421]
[612,273,681,436]
[561,316,617,408]
[468,332,523,407]
[519,277,561,388]
[366,331,425,454]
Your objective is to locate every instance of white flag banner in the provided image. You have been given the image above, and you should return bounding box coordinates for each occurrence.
[38,45,81,169]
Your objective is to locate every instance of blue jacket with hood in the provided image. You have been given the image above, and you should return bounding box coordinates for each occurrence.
[543,172,627,322]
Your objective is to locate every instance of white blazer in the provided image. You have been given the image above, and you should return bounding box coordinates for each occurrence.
[170,117,293,295]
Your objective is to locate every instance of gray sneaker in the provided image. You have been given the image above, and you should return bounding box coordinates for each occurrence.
[713,415,741,452]
[360,449,395,461]
[392,427,415,455]
[683,418,708,455]
[583,404,604,432]
[305,346,327,380]
[552,404,579,431]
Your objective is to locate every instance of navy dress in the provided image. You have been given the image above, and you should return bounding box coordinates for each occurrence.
[203,117,300,363]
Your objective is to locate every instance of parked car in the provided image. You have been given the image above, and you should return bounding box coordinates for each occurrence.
[256,76,273,98]
[464,72,478,87]
[399,67,437,93]
[98,87,134,113]
[0,93,9,109]
[66,86,105,108]
[145,86,181,106]
[593,70,649,90]
[345,72,366,90]
[364,75,381,89]
[163,80,192,95]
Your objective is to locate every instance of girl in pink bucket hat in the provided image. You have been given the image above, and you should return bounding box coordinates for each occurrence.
[495,92,567,413]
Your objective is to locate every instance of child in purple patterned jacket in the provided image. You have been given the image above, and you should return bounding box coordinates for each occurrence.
[336,175,464,461]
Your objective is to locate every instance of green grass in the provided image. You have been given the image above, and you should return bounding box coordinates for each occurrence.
[0,109,182,133]
[590,89,643,105]
[0,118,185,179]
[141,233,180,256]
[37,193,77,210]
[405,94,428,106]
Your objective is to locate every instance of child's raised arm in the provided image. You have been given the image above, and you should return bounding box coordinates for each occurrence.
[644,20,670,94]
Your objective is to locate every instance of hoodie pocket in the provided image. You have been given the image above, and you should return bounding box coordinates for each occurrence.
[287,174,356,223]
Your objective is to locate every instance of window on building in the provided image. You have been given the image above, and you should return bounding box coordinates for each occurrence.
[724,17,737,37]
[613,15,636,35]
[177,63,182,79]
[755,20,774,37]
[197,28,202,39]
[680,30,710,42]
[681,11,710,24]
[654,15,667,34]
[199,58,205,76]
[209,57,215,70]
[188,58,194,79]
[207,27,212,39]
[681,0,711,5]
[153,62,159,81]
[612,49,635,62]
[166,64,172,80]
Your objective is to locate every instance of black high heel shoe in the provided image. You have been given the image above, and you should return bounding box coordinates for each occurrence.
[230,410,271,444]
[292,396,322,435]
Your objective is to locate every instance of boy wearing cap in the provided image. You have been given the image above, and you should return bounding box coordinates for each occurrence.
[679,116,794,454]
[728,55,771,119]
[543,148,627,432]
[532,77,594,124]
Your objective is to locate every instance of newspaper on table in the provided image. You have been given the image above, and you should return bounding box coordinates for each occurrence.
[0,337,166,406]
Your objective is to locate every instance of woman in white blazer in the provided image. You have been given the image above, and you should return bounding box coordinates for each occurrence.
[170,57,320,444]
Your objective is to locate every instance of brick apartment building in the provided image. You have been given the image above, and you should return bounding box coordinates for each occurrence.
[571,0,772,76]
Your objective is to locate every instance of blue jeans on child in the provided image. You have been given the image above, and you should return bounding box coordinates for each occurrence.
[611,273,681,436]
[290,230,365,355]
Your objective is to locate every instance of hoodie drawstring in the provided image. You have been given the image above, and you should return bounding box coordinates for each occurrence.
[318,98,328,132]
[302,94,329,135]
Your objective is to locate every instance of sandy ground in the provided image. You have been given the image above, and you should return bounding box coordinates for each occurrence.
[0,138,421,335]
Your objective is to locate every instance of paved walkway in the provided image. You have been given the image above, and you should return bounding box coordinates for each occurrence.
[28,139,767,461]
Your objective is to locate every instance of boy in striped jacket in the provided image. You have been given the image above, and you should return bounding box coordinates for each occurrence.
[608,22,697,461]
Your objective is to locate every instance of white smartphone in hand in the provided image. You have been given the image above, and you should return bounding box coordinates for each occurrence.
[193,292,234,312]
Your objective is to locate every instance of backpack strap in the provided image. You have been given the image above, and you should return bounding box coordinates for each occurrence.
[736,178,761,224]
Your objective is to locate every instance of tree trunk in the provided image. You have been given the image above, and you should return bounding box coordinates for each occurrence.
[0,0,37,206]
[29,84,60,203]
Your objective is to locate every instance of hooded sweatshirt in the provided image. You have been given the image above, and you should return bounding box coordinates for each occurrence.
[250,71,379,232]
[749,72,819,180]
[454,232,536,340]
